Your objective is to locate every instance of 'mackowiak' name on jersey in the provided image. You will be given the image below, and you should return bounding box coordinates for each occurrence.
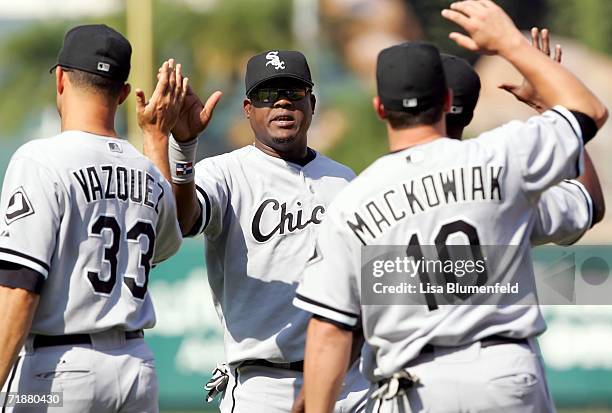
[348,165,503,244]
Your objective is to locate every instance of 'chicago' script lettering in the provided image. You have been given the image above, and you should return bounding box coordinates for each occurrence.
[251,199,325,242]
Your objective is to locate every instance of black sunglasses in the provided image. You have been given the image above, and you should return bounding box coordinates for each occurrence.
[249,87,310,103]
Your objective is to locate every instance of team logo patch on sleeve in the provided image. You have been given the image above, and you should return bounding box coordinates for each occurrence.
[5,187,34,225]
[176,161,193,176]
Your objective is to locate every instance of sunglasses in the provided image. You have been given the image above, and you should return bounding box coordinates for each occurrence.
[249,87,310,103]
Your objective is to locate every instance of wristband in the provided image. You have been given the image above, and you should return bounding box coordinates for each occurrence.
[169,134,197,183]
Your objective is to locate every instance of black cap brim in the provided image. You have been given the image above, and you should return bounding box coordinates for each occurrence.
[246,74,314,96]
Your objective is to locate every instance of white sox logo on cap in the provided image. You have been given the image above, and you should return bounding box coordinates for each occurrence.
[265,51,286,70]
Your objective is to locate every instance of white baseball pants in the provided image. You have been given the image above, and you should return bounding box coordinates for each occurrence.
[1,331,157,413]
[365,339,556,413]
[219,359,369,412]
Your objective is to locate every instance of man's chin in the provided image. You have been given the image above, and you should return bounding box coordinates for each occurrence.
[271,134,298,145]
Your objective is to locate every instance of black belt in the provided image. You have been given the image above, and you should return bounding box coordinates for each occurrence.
[33,330,144,349]
[241,359,304,372]
[420,335,528,354]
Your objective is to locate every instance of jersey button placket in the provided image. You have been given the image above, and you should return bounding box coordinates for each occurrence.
[301,170,316,244]
[301,169,315,195]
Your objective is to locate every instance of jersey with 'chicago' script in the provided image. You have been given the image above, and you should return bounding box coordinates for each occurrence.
[190,145,355,364]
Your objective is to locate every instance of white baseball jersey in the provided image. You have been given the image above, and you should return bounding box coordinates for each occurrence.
[0,131,182,335]
[531,179,592,245]
[189,144,355,364]
[294,106,585,381]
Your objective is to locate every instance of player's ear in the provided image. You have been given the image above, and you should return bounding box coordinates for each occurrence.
[372,96,387,120]
[243,98,252,118]
[118,83,131,105]
[443,88,453,114]
[56,66,65,95]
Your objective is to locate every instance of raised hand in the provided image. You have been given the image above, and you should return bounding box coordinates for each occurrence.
[137,59,189,181]
[158,61,222,142]
[172,86,223,142]
[441,0,525,55]
[136,59,188,137]
[498,28,562,112]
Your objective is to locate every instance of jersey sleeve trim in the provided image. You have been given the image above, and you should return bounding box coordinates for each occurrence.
[293,294,359,327]
[564,179,594,230]
[0,248,49,278]
[0,263,44,293]
[550,106,584,177]
[194,184,212,235]
[312,314,356,331]
[184,197,204,237]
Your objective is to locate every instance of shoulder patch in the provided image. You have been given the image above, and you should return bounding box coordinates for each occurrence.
[5,187,35,225]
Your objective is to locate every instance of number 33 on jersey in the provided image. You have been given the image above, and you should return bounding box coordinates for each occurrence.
[0,131,182,335]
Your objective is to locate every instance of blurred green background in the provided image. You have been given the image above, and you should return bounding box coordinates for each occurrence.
[1,0,611,411]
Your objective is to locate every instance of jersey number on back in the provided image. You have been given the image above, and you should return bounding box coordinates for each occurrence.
[87,215,156,300]
[406,219,487,311]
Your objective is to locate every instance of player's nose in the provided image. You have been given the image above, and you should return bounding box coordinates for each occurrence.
[273,98,294,109]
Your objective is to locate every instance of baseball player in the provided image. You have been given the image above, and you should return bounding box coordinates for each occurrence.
[0,25,184,412]
[294,1,608,412]
[441,30,604,245]
[142,52,369,412]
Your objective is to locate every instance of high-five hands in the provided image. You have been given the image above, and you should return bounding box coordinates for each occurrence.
[156,60,223,142]
[499,28,563,112]
[443,0,607,129]
[441,0,525,55]
[136,59,188,137]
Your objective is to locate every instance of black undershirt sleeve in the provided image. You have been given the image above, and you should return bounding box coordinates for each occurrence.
[569,110,598,144]
[0,261,44,294]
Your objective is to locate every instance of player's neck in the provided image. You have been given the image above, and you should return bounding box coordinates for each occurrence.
[386,120,446,152]
[60,96,119,138]
[254,139,309,163]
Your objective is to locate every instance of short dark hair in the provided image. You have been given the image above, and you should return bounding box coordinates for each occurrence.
[65,68,124,99]
[386,105,444,130]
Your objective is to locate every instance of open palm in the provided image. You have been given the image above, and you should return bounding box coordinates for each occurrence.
[172,86,223,141]
[499,28,562,112]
